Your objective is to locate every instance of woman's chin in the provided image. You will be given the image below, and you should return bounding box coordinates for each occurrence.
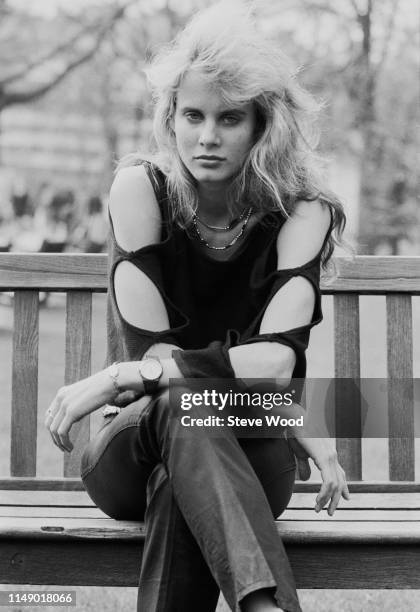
[191,168,233,186]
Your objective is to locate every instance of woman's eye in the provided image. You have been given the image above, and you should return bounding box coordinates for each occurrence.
[185,112,202,122]
[221,115,240,125]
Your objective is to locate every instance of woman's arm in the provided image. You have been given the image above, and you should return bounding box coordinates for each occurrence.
[45,165,177,451]
[109,165,171,332]
[230,200,349,516]
[229,199,332,382]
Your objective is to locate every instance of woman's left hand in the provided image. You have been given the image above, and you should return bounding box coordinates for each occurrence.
[45,369,117,453]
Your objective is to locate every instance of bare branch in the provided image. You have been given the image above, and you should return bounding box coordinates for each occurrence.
[0,1,137,110]
[293,0,347,19]
[0,16,109,87]
[349,0,361,17]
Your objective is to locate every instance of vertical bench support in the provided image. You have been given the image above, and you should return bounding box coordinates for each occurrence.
[334,294,362,480]
[11,291,39,477]
[64,292,92,477]
[386,294,415,481]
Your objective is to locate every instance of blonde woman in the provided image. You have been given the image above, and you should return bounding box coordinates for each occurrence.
[46,4,349,611]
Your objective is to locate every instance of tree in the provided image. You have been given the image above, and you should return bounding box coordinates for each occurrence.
[261,0,420,253]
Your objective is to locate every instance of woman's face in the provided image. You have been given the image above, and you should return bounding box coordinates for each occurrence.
[173,71,256,189]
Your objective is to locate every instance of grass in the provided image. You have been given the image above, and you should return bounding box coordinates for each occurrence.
[0,294,419,611]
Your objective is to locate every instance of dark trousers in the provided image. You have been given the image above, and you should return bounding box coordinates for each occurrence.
[80,387,302,612]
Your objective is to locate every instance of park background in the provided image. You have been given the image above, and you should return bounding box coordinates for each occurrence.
[0,0,419,610]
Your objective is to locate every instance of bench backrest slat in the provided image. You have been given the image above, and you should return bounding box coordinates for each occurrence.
[64,292,92,477]
[333,293,362,480]
[325,257,420,293]
[11,291,39,477]
[386,294,415,481]
[0,253,107,291]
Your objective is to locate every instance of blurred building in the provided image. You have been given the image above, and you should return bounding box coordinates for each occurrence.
[0,106,152,194]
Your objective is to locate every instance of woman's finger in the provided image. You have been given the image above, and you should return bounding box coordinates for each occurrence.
[50,406,71,452]
[342,478,351,500]
[46,369,117,453]
[44,408,54,429]
[45,396,63,449]
[44,395,59,427]
[327,486,342,516]
[315,470,334,511]
[57,418,73,453]
[315,487,331,512]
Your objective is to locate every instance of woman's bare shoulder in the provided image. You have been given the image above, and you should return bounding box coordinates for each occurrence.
[290,198,331,223]
[110,164,157,207]
[109,164,162,252]
[275,199,332,268]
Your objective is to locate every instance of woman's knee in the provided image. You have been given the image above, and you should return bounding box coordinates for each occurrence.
[80,395,153,478]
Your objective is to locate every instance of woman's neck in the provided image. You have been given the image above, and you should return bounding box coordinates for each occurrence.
[197,182,244,224]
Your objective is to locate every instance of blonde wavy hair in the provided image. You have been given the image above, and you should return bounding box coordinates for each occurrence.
[119,1,346,267]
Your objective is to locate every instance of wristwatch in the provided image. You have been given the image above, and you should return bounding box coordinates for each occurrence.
[138,357,163,394]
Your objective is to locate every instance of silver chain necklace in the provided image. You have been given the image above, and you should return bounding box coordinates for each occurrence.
[192,207,253,250]
[194,207,249,232]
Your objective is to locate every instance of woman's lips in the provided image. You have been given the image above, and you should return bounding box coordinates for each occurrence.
[195,155,225,160]
[195,156,226,166]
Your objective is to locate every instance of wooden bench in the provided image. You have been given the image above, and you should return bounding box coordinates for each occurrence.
[0,253,419,590]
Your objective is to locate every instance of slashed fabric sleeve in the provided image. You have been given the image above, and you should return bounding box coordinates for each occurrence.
[172,250,324,400]
[105,161,189,407]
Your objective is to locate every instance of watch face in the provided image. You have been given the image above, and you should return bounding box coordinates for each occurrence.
[141,359,163,381]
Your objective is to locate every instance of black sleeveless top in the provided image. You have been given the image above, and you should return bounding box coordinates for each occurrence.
[106,160,329,406]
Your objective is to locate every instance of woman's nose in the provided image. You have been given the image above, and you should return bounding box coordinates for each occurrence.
[198,120,220,146]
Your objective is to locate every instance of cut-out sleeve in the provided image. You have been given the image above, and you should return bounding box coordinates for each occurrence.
[172,252,323,400]
[242,251,323,377]
[106,246,189,407]
[105,161,190,406]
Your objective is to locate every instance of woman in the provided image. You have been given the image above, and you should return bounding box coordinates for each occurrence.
[45,4,349,611]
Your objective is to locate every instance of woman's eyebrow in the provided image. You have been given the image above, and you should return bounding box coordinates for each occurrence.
[220,108,247,115]
[179,105,202,113]
[179,105,248,115]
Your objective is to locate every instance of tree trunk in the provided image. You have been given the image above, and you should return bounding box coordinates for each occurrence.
[356,1,378,254]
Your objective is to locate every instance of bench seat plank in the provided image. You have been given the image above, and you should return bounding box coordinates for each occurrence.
[290,492,420,510]
[1,516,419,589]
[0,507,419,523]
[2,490,420,509]
[1,515,419,543]
[0,507,107,518]
[1,537,418,589]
